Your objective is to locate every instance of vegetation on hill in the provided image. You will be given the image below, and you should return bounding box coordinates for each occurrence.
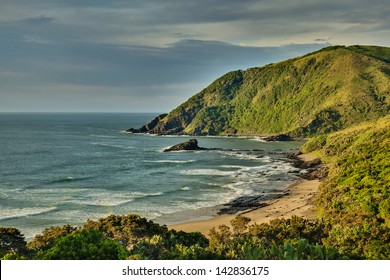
[134,45,390,137]
[301,115,390,259]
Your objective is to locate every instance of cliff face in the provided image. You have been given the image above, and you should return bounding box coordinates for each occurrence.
[131,45,390,137]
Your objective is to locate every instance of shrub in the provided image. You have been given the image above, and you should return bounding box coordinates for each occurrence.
[28,224,77,252]
[37,229,127,260]
[0,227,28,258]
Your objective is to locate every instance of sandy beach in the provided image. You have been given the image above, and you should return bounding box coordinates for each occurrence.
[169,153,321,236]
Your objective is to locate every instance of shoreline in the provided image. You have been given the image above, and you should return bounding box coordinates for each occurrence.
[169,153,322,236]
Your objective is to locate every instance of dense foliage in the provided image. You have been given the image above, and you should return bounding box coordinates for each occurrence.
[137,45,390,136]
[302,116,390,259]
[207,216,342,260]
[0,215,345,260]
[0,227,28,259]
[0,215,213,260]
[37,229,127,260]
[28,225,77,252]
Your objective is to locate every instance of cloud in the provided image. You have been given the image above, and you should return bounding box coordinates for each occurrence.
[19,15,55,25]
[0,38,329,88]
[0,36,328,111]
[1,0,389,47]
[0,0,388,112]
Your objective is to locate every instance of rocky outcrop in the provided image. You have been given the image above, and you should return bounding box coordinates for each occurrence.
[263,134,292,142]
[300,166,329,180]
[126,113,168,133]
[163,139,206,152]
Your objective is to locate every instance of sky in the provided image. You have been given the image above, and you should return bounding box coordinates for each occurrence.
[0,0,389,112]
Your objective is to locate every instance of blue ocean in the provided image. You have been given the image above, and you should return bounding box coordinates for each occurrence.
[0,113,303,239]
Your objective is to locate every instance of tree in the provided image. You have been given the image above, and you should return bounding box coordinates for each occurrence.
[0,227,28,258]
[83,214,166,250]
[28,224,77,252]
[37,229,127,260]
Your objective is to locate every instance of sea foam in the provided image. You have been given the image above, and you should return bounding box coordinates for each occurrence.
[0,207,57,221]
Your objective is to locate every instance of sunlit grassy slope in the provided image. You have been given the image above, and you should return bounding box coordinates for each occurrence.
[301,116,390,258]
[145,45,390,137]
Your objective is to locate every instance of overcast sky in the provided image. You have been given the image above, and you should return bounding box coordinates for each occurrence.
[1,0,389,112]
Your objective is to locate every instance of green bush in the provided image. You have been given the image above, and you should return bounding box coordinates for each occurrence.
[129,230,214,260]
[28,224,77,252]
[207,216,340,260]
[37,229,127,260]
[83,214,166,250]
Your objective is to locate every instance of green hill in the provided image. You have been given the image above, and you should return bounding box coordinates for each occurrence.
[133,45,390,137]
[301,115,390,258]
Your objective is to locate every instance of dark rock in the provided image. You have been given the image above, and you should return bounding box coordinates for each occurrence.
[301,166,329,180]
[263,134,292,142]
[126,113,168,133]
[217,192,286,215]
[299,158,322,169]
[163,139,207,152]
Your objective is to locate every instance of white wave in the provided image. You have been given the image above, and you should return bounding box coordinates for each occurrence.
[0,207,57,221]
[265,162,299,174]
[240,165,273,173]
[249,136,267,142]
[75,191,163,207]
[180,169,236,176]
[261,156,272,163]
[144,159,195,163]
[218,150,268,161]
[220,165,247,169]
[203,135,258,139]
[221,182,255,197]
[90,142,133,149]
[168,186,253,211]
[156,134,190,137]
[181,186,191,191]
[24,187,89,195]
[77,198,133,207]
[13,188,163,207]
[90,135,117,139]
[159,146,171,152]
[159,147,201,153]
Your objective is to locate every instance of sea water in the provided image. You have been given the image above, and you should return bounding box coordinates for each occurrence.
[0,113,303,239]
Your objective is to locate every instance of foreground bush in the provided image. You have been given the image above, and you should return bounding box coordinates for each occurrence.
[0,227,28,259]
[208,216,343,260]
[36,229,127,260]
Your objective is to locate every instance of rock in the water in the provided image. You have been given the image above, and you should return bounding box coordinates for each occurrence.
[263,134,292,142]
[163,139,206,152]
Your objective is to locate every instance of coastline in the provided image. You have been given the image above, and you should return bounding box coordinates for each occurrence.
[169,153,321,235]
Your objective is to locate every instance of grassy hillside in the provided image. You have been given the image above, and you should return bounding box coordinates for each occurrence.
[302,116,390,258]
[138,45,390,137]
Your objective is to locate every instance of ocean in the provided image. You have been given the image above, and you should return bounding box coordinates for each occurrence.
[0,113,303,239]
